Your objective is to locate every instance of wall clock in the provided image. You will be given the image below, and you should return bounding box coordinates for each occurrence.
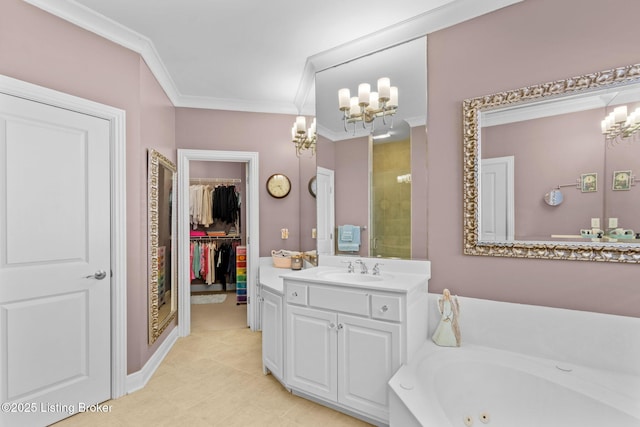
[308,175,317,198]
[266,173,291,198]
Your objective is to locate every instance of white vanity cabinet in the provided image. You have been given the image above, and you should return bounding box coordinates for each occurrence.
[287,304,400,420]
[283,273,428,426]
[261,285,283,381]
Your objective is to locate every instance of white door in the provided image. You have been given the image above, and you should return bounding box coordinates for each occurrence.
[337,314,400,421]
[316,167,335,256]
[261,288,282,379]
[286,305,337,401]
[480,156,514,241]
[0,93,111,426]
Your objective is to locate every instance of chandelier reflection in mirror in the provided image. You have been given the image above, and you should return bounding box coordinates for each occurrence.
[338,77,398,134]
[292,116,316,157]
[601,105,640,142]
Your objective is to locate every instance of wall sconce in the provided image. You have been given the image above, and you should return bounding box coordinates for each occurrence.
[292,116,316,157]
[338,77,398,134]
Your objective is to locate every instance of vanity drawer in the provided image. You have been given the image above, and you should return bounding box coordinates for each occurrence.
[308,286,370,316]
[286,283,308,305]
[371,294,402,322]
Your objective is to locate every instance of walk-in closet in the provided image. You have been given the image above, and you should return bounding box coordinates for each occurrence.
[189,161,247,327]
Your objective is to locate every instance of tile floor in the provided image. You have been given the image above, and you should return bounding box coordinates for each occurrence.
[53,292,372,426]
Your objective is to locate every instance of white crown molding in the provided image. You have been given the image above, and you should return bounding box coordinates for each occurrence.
[174,95,298,115]
[26,0,523,115]
[294,0,524,114]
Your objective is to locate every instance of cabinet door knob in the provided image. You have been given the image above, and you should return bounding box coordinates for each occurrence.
[380,305,389,313]
[337,323,343,330]
[292,291,298,297]
[328,322,336,329]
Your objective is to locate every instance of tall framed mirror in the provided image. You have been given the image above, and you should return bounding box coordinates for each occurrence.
[148,149,177,344]
[314,36,428,260]
[463,62,640,262]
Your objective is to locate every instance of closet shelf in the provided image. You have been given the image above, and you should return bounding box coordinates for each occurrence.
[190,235,242,240]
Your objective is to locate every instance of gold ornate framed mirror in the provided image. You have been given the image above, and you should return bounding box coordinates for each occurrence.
[463,62,640,263]
[148,149,177,344]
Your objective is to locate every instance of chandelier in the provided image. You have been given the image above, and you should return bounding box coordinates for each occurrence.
[601,105,640,141]
[338,77,398,133]
[291,116,316,157]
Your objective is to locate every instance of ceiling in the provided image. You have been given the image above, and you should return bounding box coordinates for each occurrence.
[26,0,522,118]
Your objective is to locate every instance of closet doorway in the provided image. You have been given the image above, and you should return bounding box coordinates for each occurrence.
[177,150,260,337]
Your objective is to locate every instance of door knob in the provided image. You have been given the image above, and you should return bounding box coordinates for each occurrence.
[86,270,107,280]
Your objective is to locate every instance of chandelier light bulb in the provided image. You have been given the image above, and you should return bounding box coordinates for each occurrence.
[349,97,360,116]
[367,92,380,112]
[358,83,370,106]
[338,88,351,110]
[389,86,399,108]
[378,77,391,101]
[614,105,627,123]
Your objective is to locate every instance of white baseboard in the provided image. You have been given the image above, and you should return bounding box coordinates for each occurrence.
[125,327,178,394]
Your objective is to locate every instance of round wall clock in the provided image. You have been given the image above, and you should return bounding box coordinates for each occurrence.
[308,176,317,198]
[266,173,291,198]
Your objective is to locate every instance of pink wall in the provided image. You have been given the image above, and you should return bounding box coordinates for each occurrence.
[427,0,640,317]
[483,109,606,239]
[138,57,177,369]
[411,125,428,259]
[299,153,317,252]
[334,136,370,256]
[1,0,176,373]
[175,108,304,255]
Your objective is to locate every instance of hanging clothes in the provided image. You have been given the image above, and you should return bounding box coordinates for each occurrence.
[212,185,240,225]
[189,184,215,227]
[189,183,240,229]
[189,240,218,285]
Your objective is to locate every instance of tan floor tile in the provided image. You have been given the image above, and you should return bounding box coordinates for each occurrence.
[53,292,373,427]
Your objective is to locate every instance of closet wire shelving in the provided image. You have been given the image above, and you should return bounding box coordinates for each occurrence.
[189,177,244,297]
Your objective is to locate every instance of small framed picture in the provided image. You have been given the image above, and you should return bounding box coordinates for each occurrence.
[613,170,632,191]
[580,172,598,193]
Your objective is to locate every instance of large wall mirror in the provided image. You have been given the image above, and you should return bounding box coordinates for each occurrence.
[148,149,177,344]
[464,62,640,262]
[315,36,428,260]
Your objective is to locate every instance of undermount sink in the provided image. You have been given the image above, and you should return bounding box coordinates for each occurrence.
[318,271,389,283]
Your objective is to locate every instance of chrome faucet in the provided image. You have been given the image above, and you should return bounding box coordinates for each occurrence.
[372,263,383,276]
[355,259,368,274]
[341,260,355,273]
